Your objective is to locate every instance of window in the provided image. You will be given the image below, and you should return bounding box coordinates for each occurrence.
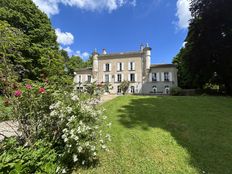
[117,86,121,93]
[79,75,81,83]
[152,73,157,82]
[117,74,122,82]
[130,86,135,93]
[153,86,157,93]
[164,72,169,81]
[105,86,109,92]
[117,62,123,71]
[105,74,109,82]
[105,63,110,72]
[165,86,170,94]
[87,75,91,83]
[129,62,135,71]
[130,73,135,82]
[130,62,133,70]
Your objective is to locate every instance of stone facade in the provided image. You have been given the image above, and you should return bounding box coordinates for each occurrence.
[74,45,178,94]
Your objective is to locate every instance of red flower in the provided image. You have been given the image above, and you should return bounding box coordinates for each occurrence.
[39,87,45,93]
[26,84,32,89]
[15,90,22,97]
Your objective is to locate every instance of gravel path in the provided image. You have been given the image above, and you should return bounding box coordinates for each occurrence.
[0,121,19,141]
[100,94,118,104]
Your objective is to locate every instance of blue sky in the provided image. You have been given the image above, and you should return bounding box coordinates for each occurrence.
[33,0,191,64]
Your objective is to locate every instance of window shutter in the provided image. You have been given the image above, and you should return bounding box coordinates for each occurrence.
[103,64,106,71]
[109,64,112,71]
[133,62,135,70]
[161,72,164,81]
[103,75,105,82]
[117,63,119,71]
[109,75,111,82]
[169,72,173,81]
[128,62,130,70]
[122,74,124,81]
[157,72,160,81]
[128,74,130,81]
[149,73,152,82]
[79,75,82,82]
[135,74,137,82]
[122,63,124,70]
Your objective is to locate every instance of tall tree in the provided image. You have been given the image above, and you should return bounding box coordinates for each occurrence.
[174,0,232,94]
[0,0,61,79]
[66,56,85,75]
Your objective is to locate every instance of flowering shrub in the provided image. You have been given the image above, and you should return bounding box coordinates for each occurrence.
[8,82,111,173]
[49,92,111,172]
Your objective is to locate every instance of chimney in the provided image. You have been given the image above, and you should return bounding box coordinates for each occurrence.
[140,44,144,51]
[102,48,107,55]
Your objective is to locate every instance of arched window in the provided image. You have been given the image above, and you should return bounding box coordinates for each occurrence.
[165,86,170,94]
[152,86,157,93]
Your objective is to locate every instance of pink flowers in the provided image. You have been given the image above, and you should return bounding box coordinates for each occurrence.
[14,85,46,97]
[39,87,46,93]
[14,90,22,97]
[26,84,32,89]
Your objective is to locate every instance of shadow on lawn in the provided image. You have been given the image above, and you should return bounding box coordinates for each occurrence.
[117,96,232,174]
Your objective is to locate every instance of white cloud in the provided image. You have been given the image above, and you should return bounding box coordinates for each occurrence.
[75,50,90,60]
[182,41,187,48]
[176,0,191,29]
[63,46,73,54]
[33,0,60,17]
[55,28,74,46]
[33,0,136,17]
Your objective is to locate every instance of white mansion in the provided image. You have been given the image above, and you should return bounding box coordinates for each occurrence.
[74,44,178,94]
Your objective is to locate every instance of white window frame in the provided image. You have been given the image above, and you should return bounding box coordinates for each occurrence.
[105,74,109,82]
[164,72,170,81]
[117,74,122,82]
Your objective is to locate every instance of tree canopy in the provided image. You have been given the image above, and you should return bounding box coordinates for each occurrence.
[174,0,232,94]
[0,0,63,80]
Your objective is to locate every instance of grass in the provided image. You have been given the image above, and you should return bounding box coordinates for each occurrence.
[76,95,232,174]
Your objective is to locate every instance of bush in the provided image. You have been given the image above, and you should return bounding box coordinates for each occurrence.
[119,81,130,95]
[170,87,182,96]
[0,137,58,174]
[7,82,111,173]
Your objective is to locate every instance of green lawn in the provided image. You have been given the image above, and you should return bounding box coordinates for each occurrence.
[77,95,232,174]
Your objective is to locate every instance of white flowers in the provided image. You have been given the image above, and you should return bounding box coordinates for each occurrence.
[78,146,83,153]
[107,122,112,127]
[66,107,72,113]
[50,110,57,116]
[50,91,111,167]
[49,101,62,110]
[106,134,111,141]
[101,145,107,149]
[73,154,78,162]
[71,93,79,101]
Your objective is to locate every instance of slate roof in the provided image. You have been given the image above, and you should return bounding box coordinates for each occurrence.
[150,64,177,68]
